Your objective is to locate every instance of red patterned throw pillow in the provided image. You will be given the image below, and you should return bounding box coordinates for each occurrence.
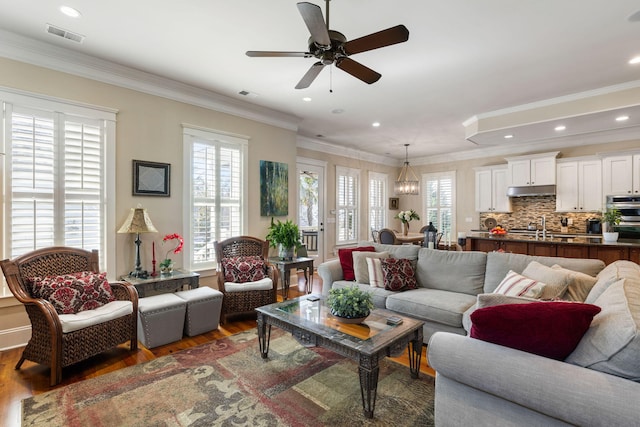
[381,258,418,291]
[222,256,266,283]
[30,271,116,315]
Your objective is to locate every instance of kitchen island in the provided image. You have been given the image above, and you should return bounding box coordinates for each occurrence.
[467,232,640,265]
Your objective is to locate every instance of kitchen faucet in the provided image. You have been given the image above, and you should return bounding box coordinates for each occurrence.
[541,215,547,239]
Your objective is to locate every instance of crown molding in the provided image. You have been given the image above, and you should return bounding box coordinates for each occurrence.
[297,136,398,166]
[0,29,300,132]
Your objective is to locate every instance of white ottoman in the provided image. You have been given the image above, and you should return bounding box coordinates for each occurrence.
[175,287,223,336]
[137,293,187,348]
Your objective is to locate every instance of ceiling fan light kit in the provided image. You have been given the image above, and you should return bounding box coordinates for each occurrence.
[246,0,409,89]
[395,144,420,195]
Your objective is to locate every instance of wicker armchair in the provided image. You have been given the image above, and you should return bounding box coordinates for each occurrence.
[214,236,278,324]
[0,247,138,386]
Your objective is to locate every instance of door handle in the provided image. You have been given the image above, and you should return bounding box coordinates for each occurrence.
[320,222,324,232]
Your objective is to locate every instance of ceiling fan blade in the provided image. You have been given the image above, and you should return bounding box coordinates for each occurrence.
[343,25,409,55]
[246,51,312,58]
[297,2,331,46]
[295,62,325,89]
[335,57,381,84]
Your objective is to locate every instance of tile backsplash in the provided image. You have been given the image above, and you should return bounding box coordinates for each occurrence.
[479,196,602,233]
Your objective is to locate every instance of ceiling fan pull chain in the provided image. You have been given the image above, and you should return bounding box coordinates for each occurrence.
[330,65,333,93]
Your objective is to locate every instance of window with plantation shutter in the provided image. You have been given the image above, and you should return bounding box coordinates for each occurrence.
[336,166,360,244]
[183,126,247,271]
[423,171,456,239]
[1,90,116,297]
[369,172,387,234]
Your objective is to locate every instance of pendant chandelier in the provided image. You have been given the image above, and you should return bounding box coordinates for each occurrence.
[394,144,419,195]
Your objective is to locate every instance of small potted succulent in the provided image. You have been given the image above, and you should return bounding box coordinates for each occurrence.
[265,218,302,260]
[602,207,622,242]
[327,286,374,323]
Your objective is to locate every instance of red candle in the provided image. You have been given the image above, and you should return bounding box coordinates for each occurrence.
[152,241,155,262]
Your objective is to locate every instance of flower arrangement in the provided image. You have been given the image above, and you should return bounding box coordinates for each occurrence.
[395,209,420,224]
[159,233,184,273]
[327,287,374,320]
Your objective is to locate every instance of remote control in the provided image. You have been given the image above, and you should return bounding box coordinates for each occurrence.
[387,316,403,325]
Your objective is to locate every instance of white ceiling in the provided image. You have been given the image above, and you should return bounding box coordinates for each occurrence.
[0,0,639,161]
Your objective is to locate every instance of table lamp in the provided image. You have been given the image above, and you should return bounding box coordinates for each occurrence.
[117,206,158,278]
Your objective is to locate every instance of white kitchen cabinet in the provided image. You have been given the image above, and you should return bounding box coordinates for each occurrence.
[475,166,511,212]
[506,152,558,186]
[602,153,640,196]
[556,159,602,212]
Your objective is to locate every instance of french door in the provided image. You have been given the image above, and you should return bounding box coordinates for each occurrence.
[297,157,326,265]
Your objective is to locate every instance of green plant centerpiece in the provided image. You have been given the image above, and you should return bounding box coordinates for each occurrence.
[327,286,374,323]
[265,218,302,260]
[602,207,622,231]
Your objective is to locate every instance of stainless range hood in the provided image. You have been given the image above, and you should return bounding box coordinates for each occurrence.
[507,185,556,197]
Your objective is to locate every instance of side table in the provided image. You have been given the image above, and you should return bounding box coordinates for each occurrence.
[268,257,314,300]
[120,269,200,298]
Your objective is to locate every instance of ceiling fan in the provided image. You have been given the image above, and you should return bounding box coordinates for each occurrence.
[246,0,409,89]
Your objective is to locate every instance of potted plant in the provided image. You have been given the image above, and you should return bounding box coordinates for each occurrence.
[327,287,374,323]
[602,207,622,242]
[265,218,302,260]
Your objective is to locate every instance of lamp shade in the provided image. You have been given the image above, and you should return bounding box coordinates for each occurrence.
[117,207,158,234]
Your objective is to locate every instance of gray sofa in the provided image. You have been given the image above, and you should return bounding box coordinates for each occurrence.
[318,241,605,342]
[318,242,640,425]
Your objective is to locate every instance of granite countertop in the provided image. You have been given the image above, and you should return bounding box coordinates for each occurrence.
[468,231,640,247]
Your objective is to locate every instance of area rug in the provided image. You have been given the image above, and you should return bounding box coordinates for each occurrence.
[22,329,435,426]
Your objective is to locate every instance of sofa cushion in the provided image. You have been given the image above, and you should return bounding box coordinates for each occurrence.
[58,300,133,333]
[338,246,375,281]
[586,260,640,304]
[415,248,486,296]
[31,271,116,314]
[470,301,601,360]
[381,258,418,291]
[566,277,640,381]
[222,256,265,283]
[552,264,598,302]
[484,252,605,293]
[366,257,385,288]
[353,251,389,284]
[522,261,570,300]
[493,271,546,298]
[386,288,477,328]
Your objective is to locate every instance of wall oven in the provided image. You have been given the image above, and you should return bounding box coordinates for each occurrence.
[606,195,640,238]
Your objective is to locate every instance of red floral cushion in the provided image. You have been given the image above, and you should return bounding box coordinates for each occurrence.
[222,256,266,283]
[470,301,601,360]
[30,271,116,315]
[338,246,375,281]
[381,258,418,291]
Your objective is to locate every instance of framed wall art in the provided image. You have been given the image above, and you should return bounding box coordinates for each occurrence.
[260,160,288,216]
[389,197,399,210]
[132,160,171,196]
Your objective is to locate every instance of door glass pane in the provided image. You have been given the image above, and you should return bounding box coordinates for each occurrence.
[299,170,319,252]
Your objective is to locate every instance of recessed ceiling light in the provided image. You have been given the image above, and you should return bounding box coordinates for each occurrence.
[629,56,640,65]
[60,6,81,18]
[331,108,344,114]
[302,97,312,102]
[616,115,630,122]
[554,125,566,131]
[504,134,514,139]
[372,122,381,127]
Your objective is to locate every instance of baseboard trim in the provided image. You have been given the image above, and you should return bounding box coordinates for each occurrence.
[0,325,31,351]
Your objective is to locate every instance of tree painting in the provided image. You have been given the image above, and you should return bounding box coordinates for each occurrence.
[260,160,288,216]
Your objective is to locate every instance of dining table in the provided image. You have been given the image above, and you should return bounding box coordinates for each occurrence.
[393,231,424,245]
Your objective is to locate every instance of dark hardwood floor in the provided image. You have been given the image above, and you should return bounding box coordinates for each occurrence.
[0,272,433,427]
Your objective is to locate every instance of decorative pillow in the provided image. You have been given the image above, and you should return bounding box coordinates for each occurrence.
[30,271,115,314]
[521,261,570,300]
[338,246,375,281]
[565,278,640,381]
[381,258,418,291]
[551,264,598,302]
[470,301,601,360]
[476,293,539,309]
[353,251,389,284]
[493,270,546,298]
[222,256,265,283]
[366,257,386,288]
[586,261,640,304]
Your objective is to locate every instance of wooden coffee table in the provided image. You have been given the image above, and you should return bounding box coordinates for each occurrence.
[256,296,424,419]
